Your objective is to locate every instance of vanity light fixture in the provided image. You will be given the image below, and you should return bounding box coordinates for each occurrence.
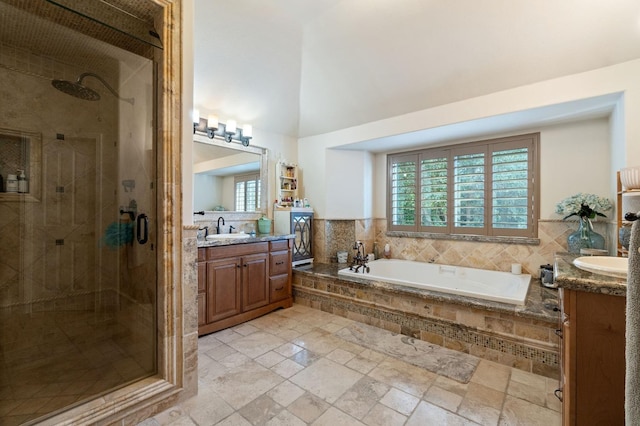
[192,111,253,146]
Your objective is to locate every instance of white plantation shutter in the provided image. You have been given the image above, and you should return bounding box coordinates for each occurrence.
[234,173,261,212]
[420,151,449,232]
[389,154,418,229]
[452,148,486,234]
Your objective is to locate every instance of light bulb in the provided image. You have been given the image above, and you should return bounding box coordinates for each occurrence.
[207,114,219,129]
[226,120,237,135]
[242,124,252,138]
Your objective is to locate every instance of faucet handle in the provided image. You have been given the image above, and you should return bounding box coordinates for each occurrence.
[229,225,235,233]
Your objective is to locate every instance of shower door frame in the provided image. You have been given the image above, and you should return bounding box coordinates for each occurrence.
[41,0,191,424]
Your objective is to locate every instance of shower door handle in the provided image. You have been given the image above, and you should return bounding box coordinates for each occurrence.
[136,213,148,244]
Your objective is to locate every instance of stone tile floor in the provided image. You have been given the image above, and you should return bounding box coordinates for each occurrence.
[142,304,560,425]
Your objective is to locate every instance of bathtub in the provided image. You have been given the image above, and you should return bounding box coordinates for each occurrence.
[338,258,531,306]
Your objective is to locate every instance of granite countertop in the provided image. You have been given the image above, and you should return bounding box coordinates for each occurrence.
[293,262,560,323]
[197,233,295,248]
[554,252,627,297]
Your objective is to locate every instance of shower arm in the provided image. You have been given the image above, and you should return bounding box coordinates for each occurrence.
[77,72,135,105]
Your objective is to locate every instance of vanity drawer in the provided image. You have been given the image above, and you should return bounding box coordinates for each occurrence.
[270,251,290,276]
[269,274,291,302]
[270,239,290,252]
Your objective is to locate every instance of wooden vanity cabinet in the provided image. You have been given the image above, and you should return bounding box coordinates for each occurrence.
[559,288,626,425]
[197,239,293,336]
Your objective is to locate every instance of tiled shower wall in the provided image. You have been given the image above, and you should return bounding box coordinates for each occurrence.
[313,218,614,274]
[0,43,121,311]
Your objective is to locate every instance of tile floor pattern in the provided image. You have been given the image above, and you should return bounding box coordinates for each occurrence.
[143,304,561,425]
[0,310,152,426]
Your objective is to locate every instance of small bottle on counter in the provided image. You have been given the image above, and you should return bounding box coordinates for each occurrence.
[373,241,379,260]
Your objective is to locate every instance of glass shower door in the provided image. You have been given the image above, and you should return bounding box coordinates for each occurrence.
[0,2,157,424]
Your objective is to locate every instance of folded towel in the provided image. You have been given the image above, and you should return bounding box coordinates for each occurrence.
[626,220,640,423]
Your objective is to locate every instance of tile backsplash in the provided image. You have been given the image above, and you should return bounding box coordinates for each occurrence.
[313,218,614,275]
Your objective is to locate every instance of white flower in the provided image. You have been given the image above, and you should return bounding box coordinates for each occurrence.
[555,193,612,219]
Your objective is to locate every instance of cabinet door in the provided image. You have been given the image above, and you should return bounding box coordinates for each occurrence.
[207,258,242,323]
[242,253,269,311]
[291,212,313,262]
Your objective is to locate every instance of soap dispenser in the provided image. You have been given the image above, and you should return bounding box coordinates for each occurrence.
[17,169,28,193]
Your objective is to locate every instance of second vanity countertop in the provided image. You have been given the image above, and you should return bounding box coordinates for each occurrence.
[554,252,627,297]
[197,233,294,248]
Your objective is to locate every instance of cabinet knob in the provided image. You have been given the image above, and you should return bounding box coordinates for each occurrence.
[554,329,563,339]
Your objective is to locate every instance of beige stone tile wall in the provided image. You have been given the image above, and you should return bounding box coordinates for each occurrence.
[313,218,613,275]
[371,219,614,275]
[0,49,120,310]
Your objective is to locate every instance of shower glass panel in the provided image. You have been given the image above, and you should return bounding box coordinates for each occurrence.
[0,2,157,424]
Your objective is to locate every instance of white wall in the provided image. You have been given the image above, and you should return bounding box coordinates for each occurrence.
[193,174,223,211]
[369,118,612,220]
[323,150,375,219]
[299,59,640,219]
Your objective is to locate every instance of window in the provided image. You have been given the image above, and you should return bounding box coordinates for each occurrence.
[234,173,261,212]
[387,133,539,238]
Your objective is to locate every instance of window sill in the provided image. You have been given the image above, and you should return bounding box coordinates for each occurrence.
[386,231,540,245]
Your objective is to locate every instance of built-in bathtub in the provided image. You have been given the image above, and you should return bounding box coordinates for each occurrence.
[338,258,531,306]
[293,261,560,378]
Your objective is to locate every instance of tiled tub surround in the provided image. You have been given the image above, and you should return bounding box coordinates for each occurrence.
[293,264,561,379]
[313,219,615,275]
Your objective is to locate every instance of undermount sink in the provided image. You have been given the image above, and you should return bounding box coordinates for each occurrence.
[573,256,628,278]
[206,233,251,240]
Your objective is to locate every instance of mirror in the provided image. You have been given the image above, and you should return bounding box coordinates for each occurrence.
[193,133,268,213]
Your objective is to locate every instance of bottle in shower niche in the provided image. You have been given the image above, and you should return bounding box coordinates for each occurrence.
[17,169,28,193]
[5,173,18,193]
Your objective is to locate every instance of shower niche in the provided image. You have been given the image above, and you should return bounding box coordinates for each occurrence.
[0,127,41,202]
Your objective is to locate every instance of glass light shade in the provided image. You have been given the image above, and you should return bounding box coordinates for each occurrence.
[207,114,219,129]
[242,124,252,138]
[192,109,200,124]
[226,120,237,135]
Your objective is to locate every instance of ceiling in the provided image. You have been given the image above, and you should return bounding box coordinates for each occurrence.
[195,1,640,143]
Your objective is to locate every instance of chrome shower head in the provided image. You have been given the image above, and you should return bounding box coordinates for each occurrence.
[51,72,134,105]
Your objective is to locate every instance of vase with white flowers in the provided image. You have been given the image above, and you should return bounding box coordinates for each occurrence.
[555,193,612,253]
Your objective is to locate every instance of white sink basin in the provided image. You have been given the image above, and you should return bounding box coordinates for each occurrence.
[206,233,251,240]
[573,256,628,278]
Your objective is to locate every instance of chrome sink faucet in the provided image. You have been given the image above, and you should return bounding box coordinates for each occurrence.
[349,241,370,273]
[216,216,225,234]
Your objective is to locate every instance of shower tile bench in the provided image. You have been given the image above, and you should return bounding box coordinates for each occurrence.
[292,263,561,378]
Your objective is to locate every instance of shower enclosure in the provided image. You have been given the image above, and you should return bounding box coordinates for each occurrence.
[0,1,158,424]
